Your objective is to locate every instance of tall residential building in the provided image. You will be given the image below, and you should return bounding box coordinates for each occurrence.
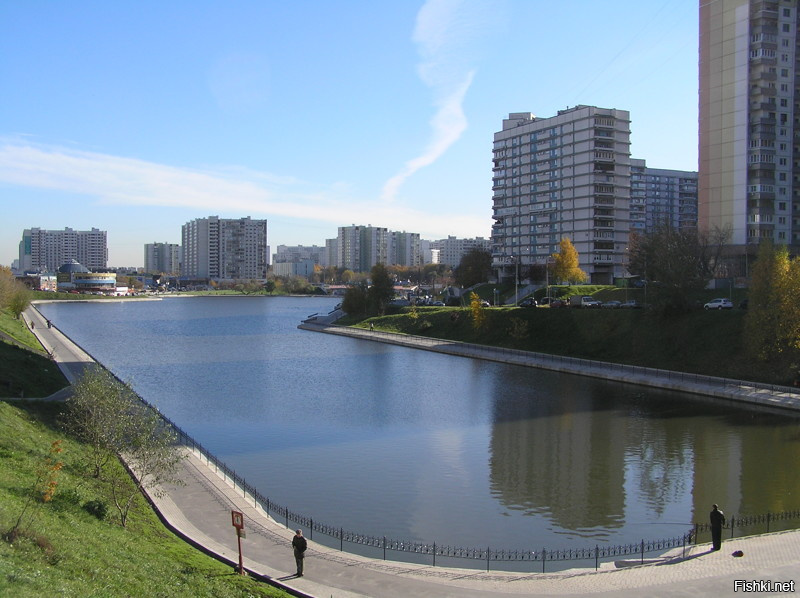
[699,0,800,273]
[388,231,421,267]
[630,160,699,235]
[336,225,389,272]
[144,242,181,275]
[272,245,325,266]
[491,106,632,284]
[430,236,491,268]
[19,227,107,272]
[181,216,268,280]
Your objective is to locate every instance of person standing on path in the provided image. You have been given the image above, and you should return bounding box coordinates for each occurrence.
[710,504,726,551]
[292,529,307,576]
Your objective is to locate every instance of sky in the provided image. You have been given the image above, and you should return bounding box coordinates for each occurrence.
[0,0,699,268]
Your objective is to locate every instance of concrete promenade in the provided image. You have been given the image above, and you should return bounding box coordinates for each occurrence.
[19,305,800,597]
[299,314,800,413]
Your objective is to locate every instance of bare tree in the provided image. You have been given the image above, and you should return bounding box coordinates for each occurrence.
[61,367,184,527]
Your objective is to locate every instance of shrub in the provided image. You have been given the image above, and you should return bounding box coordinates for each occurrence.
[83,499,108,520]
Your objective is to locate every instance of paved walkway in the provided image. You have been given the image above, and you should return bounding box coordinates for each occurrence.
[20,305,800,597]
[298,320,800,413]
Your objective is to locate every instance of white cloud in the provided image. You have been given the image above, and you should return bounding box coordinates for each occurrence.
[380,0,482,202]
[0,140,490,240]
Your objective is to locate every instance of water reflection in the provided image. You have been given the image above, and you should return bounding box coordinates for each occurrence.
[37,297,800,552]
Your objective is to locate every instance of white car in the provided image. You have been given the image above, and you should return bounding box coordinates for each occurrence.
[704,298,733,310]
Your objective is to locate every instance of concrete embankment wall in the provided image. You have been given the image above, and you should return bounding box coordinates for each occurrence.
[299,322,800,413]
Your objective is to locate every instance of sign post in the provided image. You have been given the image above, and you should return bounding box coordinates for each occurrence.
[231,510,245,575]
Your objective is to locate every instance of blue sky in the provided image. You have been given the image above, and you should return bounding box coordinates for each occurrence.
[0,0,698,268]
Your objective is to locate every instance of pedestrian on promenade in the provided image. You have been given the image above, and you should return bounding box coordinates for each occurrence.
[292,529,307,576]
[30,320,34,329]
[710,504,725,551]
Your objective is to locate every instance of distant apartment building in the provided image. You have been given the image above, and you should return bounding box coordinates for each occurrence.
[271,245,325,279]
[430,236,491,268]
[19,227,108,272]
[336,225,389,272]
[144,242,181,275]
[388,231,421,267]
[699,0,800,273]
[630,160,698,236]
[272,245,325,266]
[322,238,338,268]
[181,216,268,280]
[491,106,632,284]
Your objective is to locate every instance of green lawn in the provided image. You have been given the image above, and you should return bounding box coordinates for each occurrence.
[0,400,289,598]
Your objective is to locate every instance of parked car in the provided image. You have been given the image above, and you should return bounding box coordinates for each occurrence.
[570,295,602,308]
[549,298,567,308]
[518,297,537,307]
[602,300,621,309]
[704,298,733,310]
[620,300,641,309]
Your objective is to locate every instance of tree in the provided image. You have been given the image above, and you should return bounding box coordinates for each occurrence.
[454,249,492,287]
[745,241,800,364]
[61,367,127,478]
[367,263,395,315]
[469,292,486,330]
[0,267,31,318]
[107,398,184,528]
[341,282,368,315]
[61,367,184,527]
[628,226,729,313]
[551,237,587,285]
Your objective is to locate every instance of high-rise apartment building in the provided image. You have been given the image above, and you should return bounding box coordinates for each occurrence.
[491,106,632,284]
[19,227,107,272]
[699,0,799,272]
[144,242,181,275]
[388,231,421,267]
[430,236,491,268]
[181,216,268,280]
[336,225,389,272]
[630,160,699,235]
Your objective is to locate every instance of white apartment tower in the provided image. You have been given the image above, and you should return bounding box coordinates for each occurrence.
[336,225,389,272]
[699,0,800,272]
[144,242,181,275]
[181,216,268,280]
[491,106,632,284]
[19,227,108,272]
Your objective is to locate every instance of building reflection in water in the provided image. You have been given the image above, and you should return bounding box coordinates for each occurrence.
[487,364,800,539]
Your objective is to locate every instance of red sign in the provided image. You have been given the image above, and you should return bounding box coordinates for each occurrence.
[231,510,244,529]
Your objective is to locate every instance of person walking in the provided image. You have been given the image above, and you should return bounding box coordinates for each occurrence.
[710,504,726,551]
[292,529,307,576]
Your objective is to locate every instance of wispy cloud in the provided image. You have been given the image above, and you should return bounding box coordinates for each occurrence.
[0,140,488,239]
[380,0,482,202]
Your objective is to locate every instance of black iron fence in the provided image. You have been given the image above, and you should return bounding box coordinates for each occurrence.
[157,408,800,573]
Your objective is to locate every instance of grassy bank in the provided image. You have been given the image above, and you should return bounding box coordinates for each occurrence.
[340,298,790,386]
[0,308,68,399]
[0,399,289,598]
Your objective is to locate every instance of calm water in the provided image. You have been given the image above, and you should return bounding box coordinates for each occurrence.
[38,297,800,556]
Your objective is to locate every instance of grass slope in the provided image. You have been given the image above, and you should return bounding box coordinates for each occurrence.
[0,309,68,399]
[0,400,289,598]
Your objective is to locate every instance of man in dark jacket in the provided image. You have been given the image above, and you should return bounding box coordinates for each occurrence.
[710,504,726,551]
[292,529,307,576]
